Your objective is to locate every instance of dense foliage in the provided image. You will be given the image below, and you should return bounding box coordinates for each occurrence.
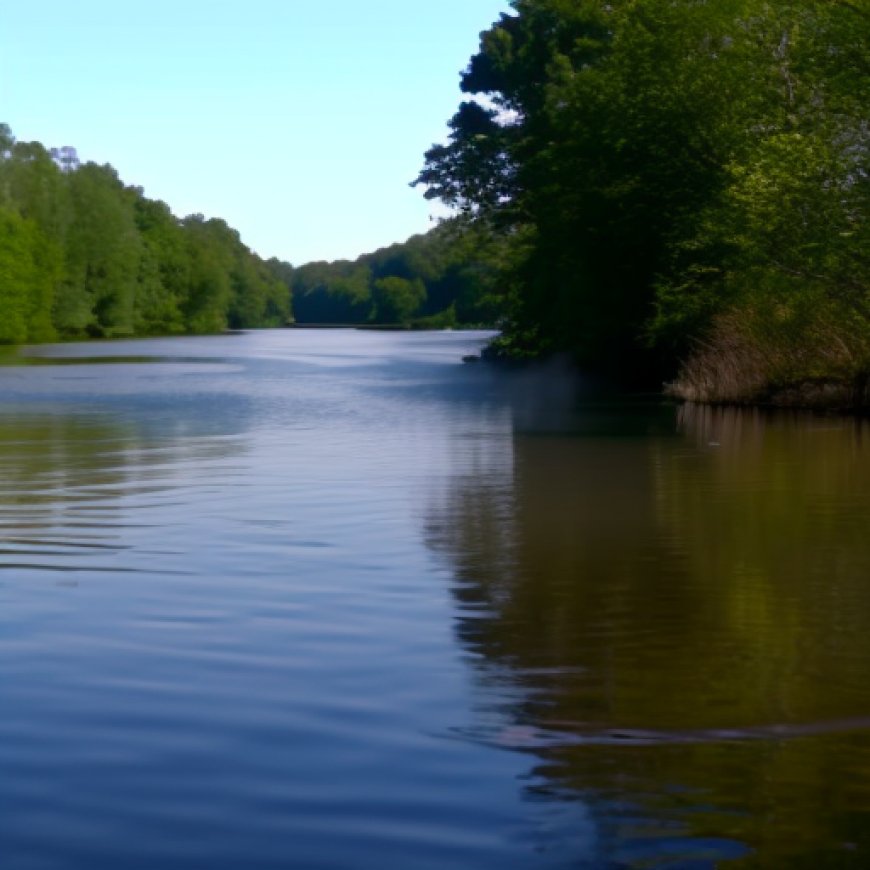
[290,219,507,328]
[0,124,503,342]
[0,125,291,343]
[417,0,870,402]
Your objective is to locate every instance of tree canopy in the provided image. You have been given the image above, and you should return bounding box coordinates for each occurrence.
[0,126,292,343]
[0,124,503,342]
[289,218,507,328]
[416,0,870,402]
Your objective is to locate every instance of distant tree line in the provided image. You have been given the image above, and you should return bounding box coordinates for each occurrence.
[0,124,290,344]
[417,0,870,404]
[290,219,507,328]
[0,123,505,345]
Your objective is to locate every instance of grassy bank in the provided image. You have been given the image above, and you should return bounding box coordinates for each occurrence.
[666,310,870,412]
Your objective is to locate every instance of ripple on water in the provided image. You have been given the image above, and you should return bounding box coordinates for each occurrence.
[1,333,870,868]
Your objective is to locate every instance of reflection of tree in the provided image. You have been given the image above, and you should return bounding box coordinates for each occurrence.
[425,431,517,653]
[426,403,870,866]
[0,415,136,561]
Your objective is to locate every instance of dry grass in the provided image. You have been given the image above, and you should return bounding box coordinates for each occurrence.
[667,309,870,410]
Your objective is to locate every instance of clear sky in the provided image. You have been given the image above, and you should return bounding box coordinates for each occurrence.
[0,1,511,264]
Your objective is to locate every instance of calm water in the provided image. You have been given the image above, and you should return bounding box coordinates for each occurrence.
[1,329,870,869]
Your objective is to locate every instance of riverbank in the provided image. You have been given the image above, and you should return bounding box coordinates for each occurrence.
[664,318,870,413]
[666,375,870,413]
[468,341,870,414]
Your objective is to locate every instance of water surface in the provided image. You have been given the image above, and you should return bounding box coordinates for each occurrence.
[1,329,869,868]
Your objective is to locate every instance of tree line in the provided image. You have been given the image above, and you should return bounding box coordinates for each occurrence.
[0,125,294,343]
[416,0,870,404]
[291,218,506,328]
[0,123,505,344]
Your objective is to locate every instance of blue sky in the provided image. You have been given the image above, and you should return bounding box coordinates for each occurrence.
[1,1,510,264]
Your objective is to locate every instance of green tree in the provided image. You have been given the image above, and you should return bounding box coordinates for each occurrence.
[370,276,426,324]
[423,2,754,373]
[57,163,142,337]
[0,123,298,344]
[290,218,506,327]
[416,0,870,399]
[0,207,59,343]
[652,1,870,402]
[132,196,189,335]
[180,215,233,334]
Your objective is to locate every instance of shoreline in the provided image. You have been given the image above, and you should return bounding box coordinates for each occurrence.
[665,377,870,416]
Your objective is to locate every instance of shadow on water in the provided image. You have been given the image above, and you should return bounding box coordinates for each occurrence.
[425,381,870,868]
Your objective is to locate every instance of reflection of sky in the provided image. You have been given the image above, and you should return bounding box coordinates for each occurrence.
[0,330,613,870]
[18,332,870,867]
[2,331,505,438]
[11,332,870,866]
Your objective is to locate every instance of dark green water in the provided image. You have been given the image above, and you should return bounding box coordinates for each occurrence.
[1,329,869,868]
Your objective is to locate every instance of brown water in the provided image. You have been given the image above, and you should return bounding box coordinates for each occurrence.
[1,330,869,868]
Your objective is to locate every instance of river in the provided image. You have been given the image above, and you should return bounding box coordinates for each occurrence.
[1,329,869,868]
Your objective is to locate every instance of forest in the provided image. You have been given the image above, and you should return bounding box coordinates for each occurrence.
[290,219,506,328]
[0,125,498,341]
[0,125,294,342]
[417,0,870,405]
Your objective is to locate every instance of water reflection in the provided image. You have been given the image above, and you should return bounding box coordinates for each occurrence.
[428,398,870,867]
[5,332,870,867]
[0,408,248,580]
[3,332,579,870]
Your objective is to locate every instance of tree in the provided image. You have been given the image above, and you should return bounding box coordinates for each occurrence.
[651,1,870,402]
[132,196,188,335]
[0,207,59,343]
[180,215,233,334]
[370,276,426,324]
[416,0,870,398]
[57,163,142,337]
[0,123,298,343]
[417,0,732,375]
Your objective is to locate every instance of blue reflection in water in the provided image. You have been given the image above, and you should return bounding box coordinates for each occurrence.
[0,331,606,870]
[5,330,867,869]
